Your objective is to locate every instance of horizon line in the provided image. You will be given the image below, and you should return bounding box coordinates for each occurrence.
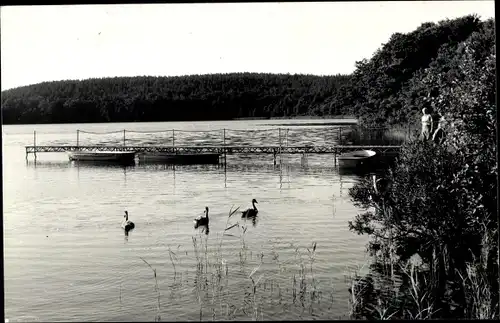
[1,71,352,92]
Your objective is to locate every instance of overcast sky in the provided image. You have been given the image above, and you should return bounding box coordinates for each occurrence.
[0,1,495,91]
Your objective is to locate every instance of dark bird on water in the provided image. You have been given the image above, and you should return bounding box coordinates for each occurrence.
[194,206,209,227]
[122,210,135,232]
[242,199,258,218]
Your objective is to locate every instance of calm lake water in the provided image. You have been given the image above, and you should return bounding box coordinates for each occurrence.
[3,119,372,322]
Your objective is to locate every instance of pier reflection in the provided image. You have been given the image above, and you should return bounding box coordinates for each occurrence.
[25,158,371,194]
[25,160,72,169]
[25,160,135,170]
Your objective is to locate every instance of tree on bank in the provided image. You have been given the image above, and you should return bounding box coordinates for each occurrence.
[347,15,497,319]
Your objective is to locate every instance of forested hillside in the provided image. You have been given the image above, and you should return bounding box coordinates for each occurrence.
[0,73,350,124]
[1,14,493,126]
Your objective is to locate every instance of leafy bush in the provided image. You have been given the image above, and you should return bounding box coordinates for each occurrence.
[347,15,497,319]
[349,138,497,318]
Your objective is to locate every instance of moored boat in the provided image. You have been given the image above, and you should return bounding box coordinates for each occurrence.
[137,152,220,165]
[337,149,376,168]
[67,151,136,164]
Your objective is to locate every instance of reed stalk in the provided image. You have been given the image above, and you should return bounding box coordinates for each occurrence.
[139,257,162,322]
[132,207,333,321]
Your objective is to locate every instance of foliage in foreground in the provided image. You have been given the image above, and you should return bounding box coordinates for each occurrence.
[349,140,497,319]
[347,14,497,319]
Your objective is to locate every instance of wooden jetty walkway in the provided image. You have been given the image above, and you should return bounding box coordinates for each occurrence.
[24,128,404,165]
[25,144,401,165]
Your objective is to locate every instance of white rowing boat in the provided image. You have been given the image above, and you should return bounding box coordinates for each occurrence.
[337,149,376,168]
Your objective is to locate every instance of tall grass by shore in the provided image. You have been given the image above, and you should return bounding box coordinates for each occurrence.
[340,124,420,146]
[346,189,499,320]
[135,207,350,321]
[347,248,498,320]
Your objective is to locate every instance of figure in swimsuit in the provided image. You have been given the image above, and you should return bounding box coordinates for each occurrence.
[421,108,433,141]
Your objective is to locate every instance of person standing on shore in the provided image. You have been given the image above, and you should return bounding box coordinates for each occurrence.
[421,108,433,141]
[432,113,446,144]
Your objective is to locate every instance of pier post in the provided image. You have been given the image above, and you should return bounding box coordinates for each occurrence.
[278,128,282,165]
[172,129,175,149]
[33,130,37,161]
[273,150,277,166]
[123,130,126,147]
[339,127,342,145]
[77,130,80,148]
[285,128,289,164]
[224,160,227,188]
[223,128,227,165]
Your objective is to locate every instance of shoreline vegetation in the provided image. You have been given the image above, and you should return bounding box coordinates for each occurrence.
[3,14,496,320]
[345,14,498,320]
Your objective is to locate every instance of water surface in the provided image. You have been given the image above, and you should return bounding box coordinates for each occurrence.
[3,120,370,322]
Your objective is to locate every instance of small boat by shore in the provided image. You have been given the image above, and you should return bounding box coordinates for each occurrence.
[67,151,137,164]
[138,152,221,165]
[337,149,376,168]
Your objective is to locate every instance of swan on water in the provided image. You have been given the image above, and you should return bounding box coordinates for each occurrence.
[242,199,258,218]
[194,206,209,228]
[122,211,135,232]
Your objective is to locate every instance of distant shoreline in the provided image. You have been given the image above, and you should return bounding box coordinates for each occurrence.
[234,115,358,126]
[259,121,357,127]
[3,116,358,127]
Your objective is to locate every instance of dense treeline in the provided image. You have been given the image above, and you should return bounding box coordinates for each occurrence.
[0,73,350,124]
[330,14,489,126]
[348,15,497,320]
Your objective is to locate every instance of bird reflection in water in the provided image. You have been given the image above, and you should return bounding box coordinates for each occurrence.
[195,224,210,235]
[242,216,258,227]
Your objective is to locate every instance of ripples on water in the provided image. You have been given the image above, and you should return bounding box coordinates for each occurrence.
[3,120,371,322]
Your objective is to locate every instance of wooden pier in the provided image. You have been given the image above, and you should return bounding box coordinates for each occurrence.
[25,144,401,165]
[25,127,405,165]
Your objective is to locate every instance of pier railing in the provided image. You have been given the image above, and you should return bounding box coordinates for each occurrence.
[26,125,411,164]
[30,125,414,148]
[71,128,297,148]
